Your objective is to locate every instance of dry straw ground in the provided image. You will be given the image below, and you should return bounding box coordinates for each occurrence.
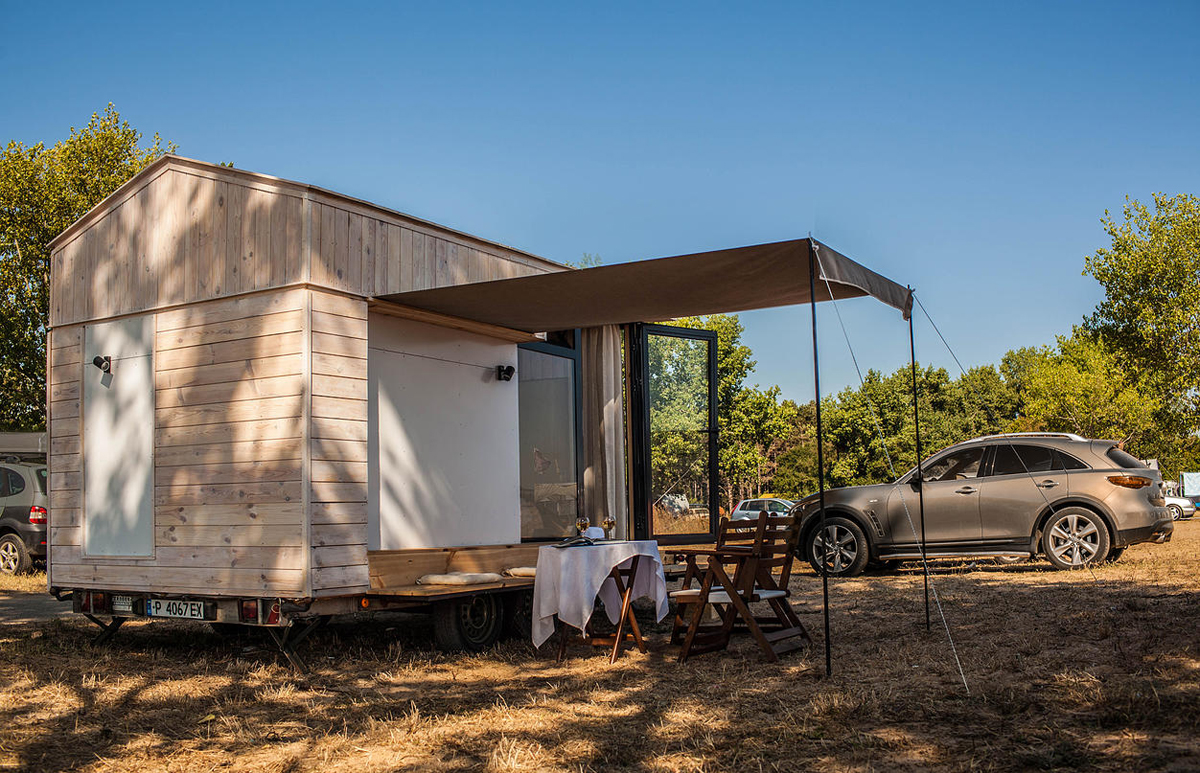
[2,526,1198,772]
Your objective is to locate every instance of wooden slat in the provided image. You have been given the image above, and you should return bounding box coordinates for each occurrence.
[309,460,367,483]
[156,309,304,351]
[155,352,303,389]
[49,365,80,386]
[156,523,303,547]
[50,399,79,419]
[50,527,81,547]
[311,501,368,525]
[310,439,368,463]
[366,578,534,598]
[156,374,305,409]
[270,192,287,287]
[285,195,302,286]
[51,436,81,456]
[156,288,306,332]
[312,331,366,359]
[153,481,302,507]
[156,502,304,526]
[311,395,366,420]
[156,416,304,447]
[310,417,367,442]
[50,508,81,528]
[54,545,305,569]
[311,310,366,339]
[312,524,366,547]
[156,438,303,467]
[156,395,304,428]
[311,352,367,379]
[51,379,80,401]
[361,217,375,296]
[50,490,82,509]
[309,481,367,503]
[52,453,81,472]
[156,331,305,371]
[312,564,370,591]
[211,179,228,297]
[49,346,80,368]
[313,544,367,568]
[225,181,244,297]
[156,460,303,487]
[49,471,81,491]
[50,325,82,350]
[312,374,366,400]
[51,564,305,593]
[311,290,367,319]
[366,544,541,589]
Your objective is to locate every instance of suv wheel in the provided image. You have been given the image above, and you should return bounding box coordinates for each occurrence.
[806,517,870,577]
[1042,508,1110,570]
[0,534,32,575]
[1168,504,1183,521]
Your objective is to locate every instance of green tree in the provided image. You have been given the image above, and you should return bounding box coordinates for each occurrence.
[1084,193,1200,407]
[1022,333,1161,448]
[0,105,174,430]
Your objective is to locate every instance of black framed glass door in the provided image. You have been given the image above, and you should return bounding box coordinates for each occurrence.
[517,340,583,541]
[629,323,719,544]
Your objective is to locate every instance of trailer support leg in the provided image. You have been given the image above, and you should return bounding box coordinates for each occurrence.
[85,615,126,645]
[268,616,329,674]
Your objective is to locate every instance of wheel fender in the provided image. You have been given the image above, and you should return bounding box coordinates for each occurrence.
[801,508,876,558]
[1032,500,1117,551]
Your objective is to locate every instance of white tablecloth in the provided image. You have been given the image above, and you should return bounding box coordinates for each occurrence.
[531,540,669,647]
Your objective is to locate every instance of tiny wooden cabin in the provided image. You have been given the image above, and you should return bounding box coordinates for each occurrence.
[46,156,913,654]
[45,156,604,618]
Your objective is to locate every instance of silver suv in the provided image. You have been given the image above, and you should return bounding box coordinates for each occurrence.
[0,460,48,575]
[796,433,1173,577]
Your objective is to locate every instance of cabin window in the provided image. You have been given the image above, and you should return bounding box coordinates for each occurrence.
[518,340,582,541]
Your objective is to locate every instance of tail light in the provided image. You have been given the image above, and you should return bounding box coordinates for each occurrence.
[79,591,109,614]
[28,506,47,525]
[264,600,281,626]
[1107,475,1152,489]
[239,599,259,623]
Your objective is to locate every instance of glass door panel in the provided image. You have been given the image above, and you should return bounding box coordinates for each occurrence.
[635,324,718,543]
[518,345,581,540]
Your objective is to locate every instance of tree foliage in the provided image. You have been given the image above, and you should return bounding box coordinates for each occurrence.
[0,105,173,429]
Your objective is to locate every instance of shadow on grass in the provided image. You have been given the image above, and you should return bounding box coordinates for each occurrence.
[2,564,1200,771]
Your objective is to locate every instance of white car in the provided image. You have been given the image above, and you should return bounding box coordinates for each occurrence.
[730,498,794,521]
[1165,495,1195,521]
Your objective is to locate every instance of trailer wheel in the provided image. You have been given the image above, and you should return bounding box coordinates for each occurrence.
[502,589,534,641]
[433,594,502,652]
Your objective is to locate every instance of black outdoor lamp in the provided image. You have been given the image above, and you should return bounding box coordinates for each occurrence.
[92,355,111,373]
[496,365,515,381]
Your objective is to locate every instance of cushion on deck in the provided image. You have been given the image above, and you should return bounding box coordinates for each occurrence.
[416,572,505,585]
[504,566,537,577]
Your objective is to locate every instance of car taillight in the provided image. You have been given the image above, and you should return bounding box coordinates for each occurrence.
[28,506,47,525]
[79,591,109,614]
[1108,475,1152,489]
[239,599,259,623]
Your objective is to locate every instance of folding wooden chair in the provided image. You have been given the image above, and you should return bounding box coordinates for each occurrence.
[670,512,811,662]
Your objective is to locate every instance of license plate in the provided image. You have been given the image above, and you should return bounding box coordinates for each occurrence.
[145,598,206,620]
[112,595,134,614]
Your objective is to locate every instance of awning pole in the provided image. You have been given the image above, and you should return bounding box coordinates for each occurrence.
[908,306,931,631]
[809,240,832,676]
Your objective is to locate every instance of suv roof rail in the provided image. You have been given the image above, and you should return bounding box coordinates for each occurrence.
[964,432,1087,443]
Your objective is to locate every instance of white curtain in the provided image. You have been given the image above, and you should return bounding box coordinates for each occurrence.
[581,325,628,538]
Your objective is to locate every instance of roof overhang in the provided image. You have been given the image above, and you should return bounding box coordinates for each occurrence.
[377,238,912,332]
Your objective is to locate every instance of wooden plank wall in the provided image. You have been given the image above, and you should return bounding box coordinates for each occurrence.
[48,159,564,330]
[46,326,83,590]
[308,289,371,595]
[48,288,310,596]
[307,196,548,299]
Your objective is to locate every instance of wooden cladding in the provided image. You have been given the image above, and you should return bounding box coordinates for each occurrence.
[48,159,563,328]
[309,289,370,595]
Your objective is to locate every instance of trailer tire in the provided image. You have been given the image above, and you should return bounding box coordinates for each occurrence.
[502,589,534,641]
[433,594,502,652]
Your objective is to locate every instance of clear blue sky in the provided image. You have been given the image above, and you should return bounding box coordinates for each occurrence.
[4,1,1198,402]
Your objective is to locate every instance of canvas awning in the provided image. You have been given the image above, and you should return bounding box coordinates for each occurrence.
[377,238,912,332]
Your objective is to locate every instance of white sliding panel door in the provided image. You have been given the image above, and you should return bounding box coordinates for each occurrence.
[83,316,155,557]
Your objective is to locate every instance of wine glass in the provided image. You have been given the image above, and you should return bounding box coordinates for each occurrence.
[602,514,617,540]
[576,514,591,536]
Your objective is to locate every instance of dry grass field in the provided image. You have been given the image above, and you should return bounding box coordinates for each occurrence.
[2,525,1199,772]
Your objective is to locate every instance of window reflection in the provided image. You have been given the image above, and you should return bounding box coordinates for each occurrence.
[518,348,579,539]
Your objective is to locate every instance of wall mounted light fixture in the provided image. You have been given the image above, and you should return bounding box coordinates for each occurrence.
[496,365,515,381]
[92,355,112,373]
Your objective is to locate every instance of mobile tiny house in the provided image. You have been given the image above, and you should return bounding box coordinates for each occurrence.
[46,156,912,661]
